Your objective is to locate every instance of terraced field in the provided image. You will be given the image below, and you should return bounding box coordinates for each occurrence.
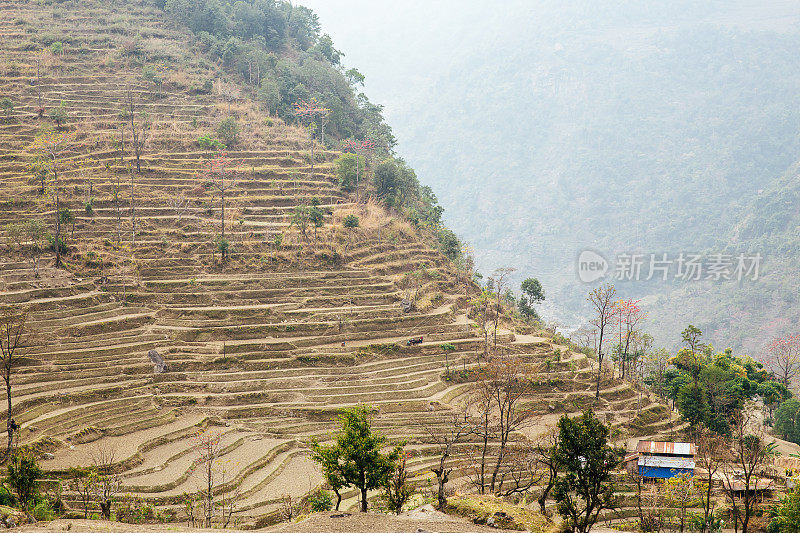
[0,0,687,526]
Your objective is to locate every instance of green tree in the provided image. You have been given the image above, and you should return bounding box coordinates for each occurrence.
[48,101,69,129]
[334,153,363,192]
[290,205,309,240]
[553,411,621,533]
[437,228,461,261]
[518,277,545,319]
[775,399,800,443]
[308,205,324,241]
[310,405,403,513]
[216,117,239,148]
[6,451,41,511]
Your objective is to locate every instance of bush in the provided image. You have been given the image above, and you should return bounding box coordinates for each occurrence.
[343,214,359,228]
[31,499,56,521]
[0,97,13,119]
[309,489,333,512]
[197,134,225,150]
[216,117,239,147]
[215,236,230,258]
[84,198,94,215]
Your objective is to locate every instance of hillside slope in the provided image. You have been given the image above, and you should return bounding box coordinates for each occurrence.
[0,0,683,525]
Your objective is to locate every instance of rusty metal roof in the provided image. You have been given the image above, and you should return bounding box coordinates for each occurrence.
[637,441,696,456]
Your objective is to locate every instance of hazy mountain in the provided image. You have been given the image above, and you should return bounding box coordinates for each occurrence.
[301,0,800,353]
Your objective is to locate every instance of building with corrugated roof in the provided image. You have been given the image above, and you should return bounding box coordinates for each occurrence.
[634,440,696,479]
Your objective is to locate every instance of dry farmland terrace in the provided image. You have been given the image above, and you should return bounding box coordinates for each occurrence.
[0,0,686,525]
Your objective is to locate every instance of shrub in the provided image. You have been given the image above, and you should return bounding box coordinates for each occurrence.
[215,236,230,258]
[216,117,239,147]
[84,198,94,215]
[0,97,13,119]
[309,490,333,512]
[32,499,56,521]
[49,41,63,55]
[343,214,359,228]
[197,134,225,150]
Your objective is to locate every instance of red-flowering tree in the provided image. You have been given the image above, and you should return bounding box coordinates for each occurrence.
[293,98,329,177]
[767,334,800,388]
[202,151,238,256]
[614,298,646,380]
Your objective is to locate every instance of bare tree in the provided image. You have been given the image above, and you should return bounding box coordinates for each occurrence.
[126,87,150,175]
[694,425,725,532]
[483,357,533,493]
[470,379,497,494]
[0,307,28,458]
[195,429,223,527]
[766,334,800,389]
[30,131,69,267]
[424,412,471,509]
[5,220,47,278]
[721,407,777,533]
[489,268,516,354]
[534,429,560,515]
[168,193,191,224]
[588,283,617,400]
[91,446,121,520]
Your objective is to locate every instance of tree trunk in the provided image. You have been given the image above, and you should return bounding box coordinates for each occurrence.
[4,375,12,455]
[334,489,341,511]
[360,487,368,512]
[595,327,605,400]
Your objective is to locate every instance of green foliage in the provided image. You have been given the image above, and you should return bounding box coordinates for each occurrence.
[49,41,63,55]
[342,214,359,228]
[770,484,800,533]
[84,199,94,215]
[6,452,42,511]
[334,152,363,191]
[197,134,225,150]
[667,326,770,434]
[375,158,418,208]
[48,100,68,128]
[775,399,800,443]
[0,97,13,118]
[309,489,333,512]
[214,236,229,257]
[31,499,56,521]
[553,411,621,533]
[290,205,309,238]
[380,453,414,515]
[216,117,239,147]
[310,405,403,512]
[160,0,396,151]
[436,227,461,261]
[518,277,545,319]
